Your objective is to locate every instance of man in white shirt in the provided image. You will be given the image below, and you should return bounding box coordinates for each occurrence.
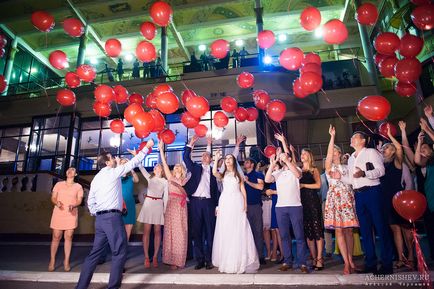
[348,132,393,275]
[75,140,153,289]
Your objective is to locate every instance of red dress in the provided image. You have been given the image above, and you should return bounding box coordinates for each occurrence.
[50,181,84,230]
[162,176,188,267]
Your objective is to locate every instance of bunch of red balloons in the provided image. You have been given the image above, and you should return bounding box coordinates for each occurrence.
[373,32,423,97]
[0,34,7,59]
[293,52,323,98]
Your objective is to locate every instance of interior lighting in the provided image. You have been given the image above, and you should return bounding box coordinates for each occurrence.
[315,27,323,38]
[90,58,98,65]
[125,53,134,62]
[235,39,244,47]
[30,68,38,73]
[263,55,272,64]
[198,44,206,52]
[278,34,287,42]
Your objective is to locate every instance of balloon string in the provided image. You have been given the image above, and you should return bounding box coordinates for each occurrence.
[355,108,376,135]
[412,225,433,289]
[320,89,347,123]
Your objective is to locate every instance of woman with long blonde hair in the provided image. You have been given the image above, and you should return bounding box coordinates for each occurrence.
[299,148,324,270]
[158,140,190,269]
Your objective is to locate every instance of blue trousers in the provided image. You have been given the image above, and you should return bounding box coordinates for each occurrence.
[354,185,393,269]
[76,212,127,289]
[190,198,216,264]
[276,206,307,267]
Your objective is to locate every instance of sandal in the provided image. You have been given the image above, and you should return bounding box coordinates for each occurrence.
[152,257,158,268]
[63,262,71,272]
[314,257,324,271]
[144,258,151,268]
[394,260,406,269]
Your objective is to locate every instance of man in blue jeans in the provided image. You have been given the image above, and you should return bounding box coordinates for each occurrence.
[348,132,393,275]
[75,140,154,289]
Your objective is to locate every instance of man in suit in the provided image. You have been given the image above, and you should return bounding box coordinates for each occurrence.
[183,135,219,270]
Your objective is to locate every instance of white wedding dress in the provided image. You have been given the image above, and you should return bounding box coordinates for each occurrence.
[212,172,260,273]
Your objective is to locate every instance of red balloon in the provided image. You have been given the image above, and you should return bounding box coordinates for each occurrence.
[186,96,210,118]
[300,63,322,76]
[113,85,129,104]
[257,30,276,49]
[252,90,270,110]
[93,101,112,118]
[302,52,321,66]
[135,130,151,139]
[299,72,323,94]
[322,19,348,44]
[105,39,122,57]
[356,3,378,26]
[373,53,388,66]
[374,32,400,56]
[411,4,434,30]
[146,92,158,109]
[378,56,398,78]
[246,107,259,121]
[63,18,84,37]
[129,93,144,105]
[279,47,304,71]
[378,122,398,139]
[136,40,156,62]
[0,75,7,93]
[214,111,229,128]
[156,91,179,114]
[65,72,80,88]
[94,85,115,104]
[0,34,7,48]
[210,39,229,59]
[31,11,55,32]
[153,83,173,96]
[149,109,166,132]
[411,0,432,5]
[150,1,173,27]
[110,119,125,134]
[181,111,200,128]
[76,64,96,82]
[181,89,197,106]
[357,95,391,121]
[220,96,238,113]
[137,141,152,153]
[266,100,286,122]
[124,103,144,124]
[395,82,417,97]
[237,72,255,88]
[194,124,208,138]
[49,50,68,70]
[159,129,175,144]
[300,6,321,31]
[140,22,157,40]
[234,107,248,122]
[395,57,422,83]
[132,111,155,132]
[393,190,427,222]
[399,34,424,58]
[56,89,76,106]
[264,145,277,158]
[293,78,309,99]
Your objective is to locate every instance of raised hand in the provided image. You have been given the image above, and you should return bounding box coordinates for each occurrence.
[206,135,213,145]
[269,154,277,166]
[127,148,137,156]
[215,150,222,161]
[274,133,285,143]
[276,147,282,156]
[418,131,425,143]
[424,104,433,118]
[398,120,406,131]
[420,118,429,132]
[189,135,199,146]
[146,139,154,148]
[158,139,164,150]
[236,134,246,146]
[329,125,336,137]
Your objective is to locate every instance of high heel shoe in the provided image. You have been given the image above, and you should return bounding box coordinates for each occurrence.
[314,257,324,271]
[48,262,55,272]
[144,258,151,268]
[343,265,351,275]
[152,257,158,268]
[63,263,71,272]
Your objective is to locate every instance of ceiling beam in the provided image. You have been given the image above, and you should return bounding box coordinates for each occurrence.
[168,22,190,61]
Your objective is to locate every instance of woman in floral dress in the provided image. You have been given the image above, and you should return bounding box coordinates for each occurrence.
[324,125,359,275]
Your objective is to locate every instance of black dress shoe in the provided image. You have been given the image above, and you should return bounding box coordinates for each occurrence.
[194,262,205,270]
[356,266,378,274]
[375,266,393,275]
[205,263,214,270]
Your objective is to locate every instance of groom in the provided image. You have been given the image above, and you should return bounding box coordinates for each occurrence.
[183,135,220,270]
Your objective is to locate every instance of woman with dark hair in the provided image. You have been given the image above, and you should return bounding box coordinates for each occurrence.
[119,158,139,241]
[299,148,324,270]
[49,167,84,272]
[212,152,259,273]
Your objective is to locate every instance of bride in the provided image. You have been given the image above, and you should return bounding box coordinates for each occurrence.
[212,151,259,274]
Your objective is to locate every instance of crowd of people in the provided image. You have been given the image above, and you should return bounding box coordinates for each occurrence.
[47,106,434,289]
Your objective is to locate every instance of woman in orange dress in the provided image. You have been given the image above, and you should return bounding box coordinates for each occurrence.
[158,139,189,269]
[48,167,84,272]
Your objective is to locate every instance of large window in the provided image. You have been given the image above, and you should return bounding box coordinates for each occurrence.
[0,126,31,173]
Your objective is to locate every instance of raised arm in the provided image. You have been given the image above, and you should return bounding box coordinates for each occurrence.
[424,105,434,130]
[206,136,212,154]
[281,152,302,179]
[414,131,425,166]
[275,133,289,154]
[420,118,434,143]
[387,125,403,166]
[325,125,335,174]
[113,139,154,178]
[232,134,246,158]
[264,155,277,183]
[212,150,224,180]
[158,140,172,179]
[183,136,199,171]
[398,121,415,166]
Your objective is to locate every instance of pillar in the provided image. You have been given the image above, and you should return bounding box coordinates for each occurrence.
[1,37,18,96]
[76,25,89,67]
[161,27,168,75]
[254,0,264,66]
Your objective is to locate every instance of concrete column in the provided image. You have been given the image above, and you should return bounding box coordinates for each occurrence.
[1,37,18,96]
[254,0,264,66]
[161,27,168,75]
[76,25,89,67]
[355,0,381,94]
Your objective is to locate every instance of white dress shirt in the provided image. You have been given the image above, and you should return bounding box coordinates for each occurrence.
[87,148,148,215]
[348,147,385,190]
[272,167,302,207]
[192,164,211,198]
